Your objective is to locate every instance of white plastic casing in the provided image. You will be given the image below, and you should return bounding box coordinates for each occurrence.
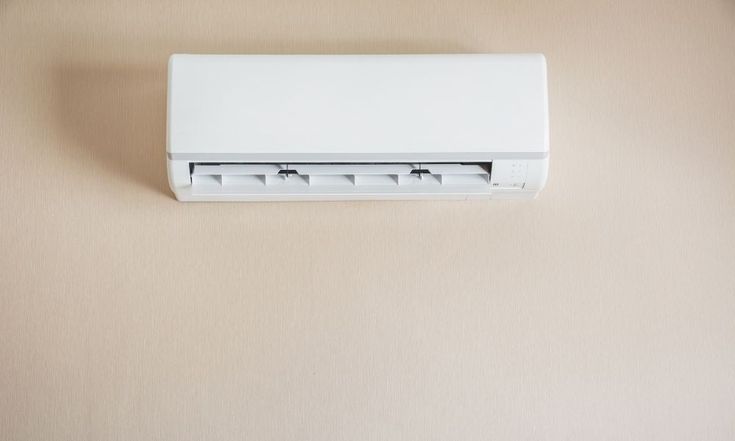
[167,54,549,201]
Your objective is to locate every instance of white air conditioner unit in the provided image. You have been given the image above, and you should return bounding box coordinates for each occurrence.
[167,54,549,201]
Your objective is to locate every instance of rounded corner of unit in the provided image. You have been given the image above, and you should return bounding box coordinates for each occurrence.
[170,190,187,202]
[167,180,181,201]
[167,56,176,76]
[168,53,182,67]
[167,158,191,201]
[167,181,190,202]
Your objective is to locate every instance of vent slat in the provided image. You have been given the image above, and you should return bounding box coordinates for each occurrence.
[221,175,265,185]
[292,164,413,176]
[354,175,398,186]
[265,175,309,186]
[398,174,442,185]
[440,174,489,185]
[308,175,355,186]
[192,164,281,176]
[425,164,487,175]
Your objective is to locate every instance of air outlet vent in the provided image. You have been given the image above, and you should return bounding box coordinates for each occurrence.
[191,163,491,191]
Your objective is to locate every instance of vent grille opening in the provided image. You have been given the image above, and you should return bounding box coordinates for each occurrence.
[190,163,492,189]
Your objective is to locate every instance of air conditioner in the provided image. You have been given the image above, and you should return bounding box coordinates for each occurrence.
[167,54,549,201]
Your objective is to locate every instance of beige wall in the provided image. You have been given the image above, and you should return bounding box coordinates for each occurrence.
[1,1,734,439]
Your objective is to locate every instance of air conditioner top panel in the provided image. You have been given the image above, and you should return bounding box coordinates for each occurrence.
[167,54,548,158]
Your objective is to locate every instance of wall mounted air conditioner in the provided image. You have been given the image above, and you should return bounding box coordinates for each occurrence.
[167,54,549,201]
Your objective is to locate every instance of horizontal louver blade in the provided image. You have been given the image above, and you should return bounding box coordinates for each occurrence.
[190,163,491,188]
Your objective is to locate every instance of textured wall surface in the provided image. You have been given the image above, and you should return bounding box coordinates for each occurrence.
[1,1,734,440]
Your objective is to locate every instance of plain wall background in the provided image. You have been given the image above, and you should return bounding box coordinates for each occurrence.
[1,1,734,439]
